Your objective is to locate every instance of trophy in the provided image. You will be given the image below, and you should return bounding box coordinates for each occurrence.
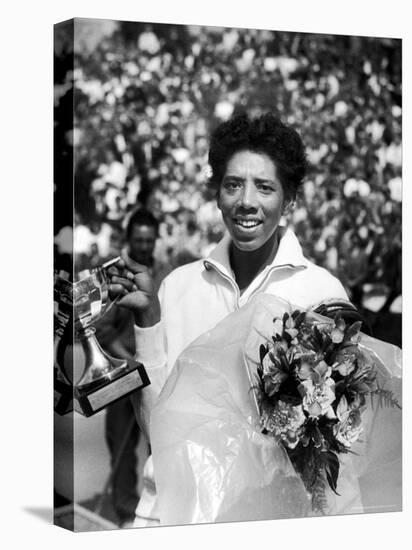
[53,257,150,417]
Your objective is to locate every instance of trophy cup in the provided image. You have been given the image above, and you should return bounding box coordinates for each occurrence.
[54,270,75,415]
[53,257,151,417]
[72,257,150,417]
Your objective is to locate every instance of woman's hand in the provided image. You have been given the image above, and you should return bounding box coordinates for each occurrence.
[107,257,161,327]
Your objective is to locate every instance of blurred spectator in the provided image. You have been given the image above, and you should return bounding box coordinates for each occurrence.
[339,232,373,306]
[388,167,402,202]
[344,169,371,198]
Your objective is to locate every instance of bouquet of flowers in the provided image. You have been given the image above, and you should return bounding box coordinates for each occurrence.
[150,295,401,524]
[255,309,401,514]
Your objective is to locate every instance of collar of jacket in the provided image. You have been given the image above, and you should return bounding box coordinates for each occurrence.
[203,226,309,281]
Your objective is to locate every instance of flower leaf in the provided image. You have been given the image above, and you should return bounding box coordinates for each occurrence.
[345,321,363,342]
[324,451,340,495]
[259,344,267,364]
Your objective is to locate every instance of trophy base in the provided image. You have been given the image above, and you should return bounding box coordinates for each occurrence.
[75,360,150,417]
[54,375,73,416]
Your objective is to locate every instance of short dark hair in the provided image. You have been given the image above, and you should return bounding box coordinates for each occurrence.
[208,112,307,200]
[126,208,160,240]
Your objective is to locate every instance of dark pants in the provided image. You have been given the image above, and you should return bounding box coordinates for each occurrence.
[105,396,140,523]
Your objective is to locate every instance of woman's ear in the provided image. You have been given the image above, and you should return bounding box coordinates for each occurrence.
[282,199,296,216]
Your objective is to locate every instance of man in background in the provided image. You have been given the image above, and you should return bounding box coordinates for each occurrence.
[96,208,170,527]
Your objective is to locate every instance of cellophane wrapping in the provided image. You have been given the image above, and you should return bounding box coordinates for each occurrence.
[150,294,401,525]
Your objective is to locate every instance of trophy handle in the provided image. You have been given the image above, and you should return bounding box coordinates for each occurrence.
[93,256,122,318]
[102,294,121,317]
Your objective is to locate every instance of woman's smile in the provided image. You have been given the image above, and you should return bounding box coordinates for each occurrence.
[233,217,263,230]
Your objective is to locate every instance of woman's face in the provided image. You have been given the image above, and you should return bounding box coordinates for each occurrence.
[217,150,285,252]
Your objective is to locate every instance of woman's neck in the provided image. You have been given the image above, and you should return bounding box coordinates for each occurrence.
[229,229,281,293]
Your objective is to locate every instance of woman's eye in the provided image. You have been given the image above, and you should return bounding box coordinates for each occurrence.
[223,180,241,190]
[257,184,274,193]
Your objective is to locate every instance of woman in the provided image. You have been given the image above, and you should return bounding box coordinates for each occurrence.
[108,112,358,525]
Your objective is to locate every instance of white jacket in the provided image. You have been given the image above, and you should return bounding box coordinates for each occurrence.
[132,226,348,524]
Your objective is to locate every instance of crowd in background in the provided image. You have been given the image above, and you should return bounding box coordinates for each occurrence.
[54,21,402,340]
